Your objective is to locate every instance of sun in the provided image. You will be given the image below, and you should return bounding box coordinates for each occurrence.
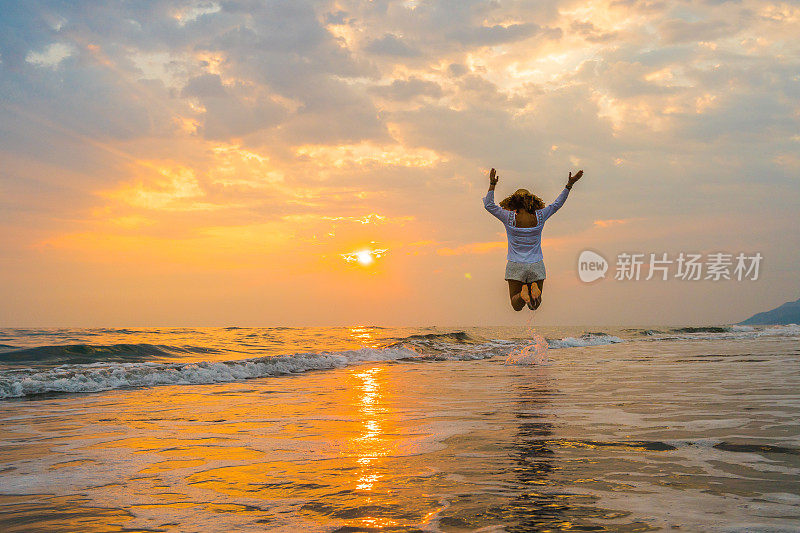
[356,250,374,265]
[340,247,388,267]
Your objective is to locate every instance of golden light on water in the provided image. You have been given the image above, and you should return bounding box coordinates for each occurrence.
[350,365,393,505]
[348,326,381,348]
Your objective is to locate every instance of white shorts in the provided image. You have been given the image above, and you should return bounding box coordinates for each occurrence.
[505,260,546,283]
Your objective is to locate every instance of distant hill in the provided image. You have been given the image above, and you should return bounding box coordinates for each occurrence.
[739,297,800,325]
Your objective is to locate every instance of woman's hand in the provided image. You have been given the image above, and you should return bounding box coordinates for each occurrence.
[489,168,499,190]
[568,169,584,186]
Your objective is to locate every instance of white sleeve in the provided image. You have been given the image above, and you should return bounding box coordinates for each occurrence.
[538,188,570,223]
[483,190,514,226]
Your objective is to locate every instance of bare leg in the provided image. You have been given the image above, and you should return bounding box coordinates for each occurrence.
[531,280,545,310]
[507,280,526,311]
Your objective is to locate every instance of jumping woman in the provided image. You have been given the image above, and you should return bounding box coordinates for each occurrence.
[483,168,584,311]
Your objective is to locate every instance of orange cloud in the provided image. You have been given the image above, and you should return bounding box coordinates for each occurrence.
[593,218,639,228]
[100,164,214,211]
[295,142,446,169]
[208,144,284,189]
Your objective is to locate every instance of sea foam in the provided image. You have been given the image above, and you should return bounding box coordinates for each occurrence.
[0,347,425,399]
[548,334,624,349]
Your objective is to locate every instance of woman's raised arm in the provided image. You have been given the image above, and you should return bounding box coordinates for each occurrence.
[483,168,514,225]
[538,170,583,223]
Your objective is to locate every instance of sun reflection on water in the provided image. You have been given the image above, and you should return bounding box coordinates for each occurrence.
[345,366,401,527]
[351,367,390,493]
[347,325,383,348]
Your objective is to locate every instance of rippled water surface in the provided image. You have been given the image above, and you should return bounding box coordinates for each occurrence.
[0,325,798,531]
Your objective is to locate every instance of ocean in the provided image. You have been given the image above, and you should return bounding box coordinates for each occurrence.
[0,324,798,531]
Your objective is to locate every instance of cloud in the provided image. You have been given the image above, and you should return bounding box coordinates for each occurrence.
[569,21,619,43]
[193,82,288,140]
[658,18,730,44]
[364,34,420,57]
[181,73,227,98]
[369,77,443,101]
[594,218,640,228]
[294,142,446,169]
[448,23,561,46]
[100,164,210,211]
[25,42,75,67]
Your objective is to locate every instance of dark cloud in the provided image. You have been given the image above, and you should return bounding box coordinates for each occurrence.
[678,93,797,141]
[658,18,730,44]
[390,104,550,171]
[570,20,619,43]
[575,59,680,97]
[199,90,287,140]
[364,34,421,57]
[447,63,468,77]
[1,55,171,141]
[448,23,560,46]
[323,10,349,25]
[369,77,443,101]
[181,73,227,98]
[280,77,388,144]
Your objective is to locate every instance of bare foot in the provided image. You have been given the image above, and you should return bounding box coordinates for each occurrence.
[530,284,542,300]
[519,286,531,305]
[531,296,542,310]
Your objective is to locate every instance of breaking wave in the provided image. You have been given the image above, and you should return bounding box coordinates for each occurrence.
[642,323,800,341]
[0,346,423,399]
[389,331,508,359]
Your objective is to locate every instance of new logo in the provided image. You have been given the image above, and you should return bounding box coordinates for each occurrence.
[578,250,608,282]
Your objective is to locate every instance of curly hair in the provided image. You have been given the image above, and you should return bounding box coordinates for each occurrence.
[499,188,545,214]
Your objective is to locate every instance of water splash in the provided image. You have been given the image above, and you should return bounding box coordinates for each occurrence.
[504,311,549,365]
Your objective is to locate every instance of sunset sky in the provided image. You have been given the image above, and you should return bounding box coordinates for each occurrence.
[1,0,798,326]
